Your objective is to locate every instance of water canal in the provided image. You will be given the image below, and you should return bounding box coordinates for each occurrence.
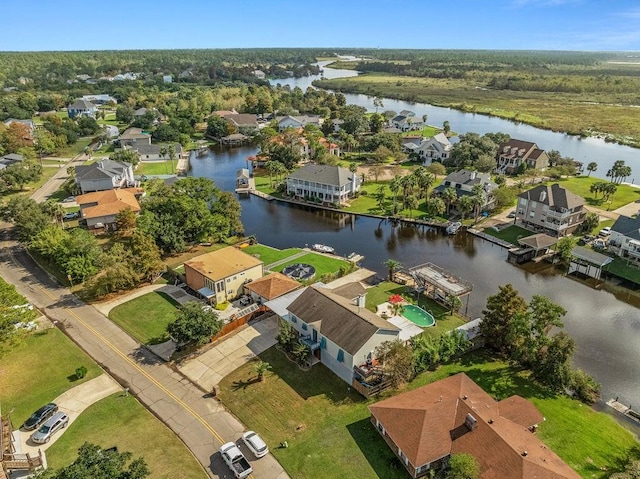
[190,63,640,405]
[190,144,640,405]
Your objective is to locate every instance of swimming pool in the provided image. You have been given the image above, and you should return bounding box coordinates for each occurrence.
[401,304,436,328]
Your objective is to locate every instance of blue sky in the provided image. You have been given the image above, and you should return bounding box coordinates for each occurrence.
[2,0,640,51]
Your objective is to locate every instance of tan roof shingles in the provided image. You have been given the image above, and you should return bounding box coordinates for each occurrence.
[184,247,263,282]
[287,285,399,355]
[77,189,140,220]
[369,373,580,479]
[244,272,302,300]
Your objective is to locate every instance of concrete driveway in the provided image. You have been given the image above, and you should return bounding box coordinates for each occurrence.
[18,374,121,457]
[178,315,279,391]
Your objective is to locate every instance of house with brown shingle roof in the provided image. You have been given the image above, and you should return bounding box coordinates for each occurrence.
[497,139,549,175]
[184,247,264,305]
[77,188,141,230]
[516,183,586,236]
[244,272,302,303]
[283,284,399,383]
[369,373,580,479]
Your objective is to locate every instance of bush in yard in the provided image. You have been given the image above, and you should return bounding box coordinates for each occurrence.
[167,301,222,346]
[75,366,88,379]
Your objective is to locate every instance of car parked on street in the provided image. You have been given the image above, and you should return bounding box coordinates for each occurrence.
[242,431,268,458]
[31,411,68,443]
[22,403,58,431]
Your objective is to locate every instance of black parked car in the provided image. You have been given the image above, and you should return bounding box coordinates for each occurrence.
[22,403,58,431]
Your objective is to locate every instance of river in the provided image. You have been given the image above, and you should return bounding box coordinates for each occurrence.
[271,61,640,180]
[190,143,640,405]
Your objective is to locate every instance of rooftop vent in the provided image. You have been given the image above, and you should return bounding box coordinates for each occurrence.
[465,413,478,432]
[488,419,494,424]
[540,191,547,202]
[522,451,528,457]
[463,395,468,400]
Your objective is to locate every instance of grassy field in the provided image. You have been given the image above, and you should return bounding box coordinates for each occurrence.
[242,244,302,267]
[483,224,535,245]
[315,74,640,147]
[137,160,176,176]
[108,291,180,345]
[603,256,640,284]
[553,176,640,210]
[0,328,102,427]
[58,137,93,158]
[272,253,350,280]
[46,393,207,479]
[219,348,639,479]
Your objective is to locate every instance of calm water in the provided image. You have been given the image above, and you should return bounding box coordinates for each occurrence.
[271,62,640,180]
[191,146,640,404]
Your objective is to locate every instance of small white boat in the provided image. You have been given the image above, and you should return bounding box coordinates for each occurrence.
[446,222,462,235]
[312,244,335,254]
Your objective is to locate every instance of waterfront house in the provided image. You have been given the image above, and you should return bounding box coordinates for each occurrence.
[370,373,580,479]
[404,133,452,165]
[77,188,141,231]
[285,164,361,205]
[67,99,97,119]
[122,142,183,162]
[222,113,260,134]
[496,139,549,174]
[252,70,266,79]
[277,115,323,131]
[515,183,586,236]
[391,115,424,132]
[280,284,400,384]
[75,158,135,194]
[608,214,640,264]
[433,169,497,215]
[184,247,264,305]
[117,127,151,147]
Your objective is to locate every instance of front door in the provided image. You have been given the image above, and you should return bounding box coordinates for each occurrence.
[312,329,317,343]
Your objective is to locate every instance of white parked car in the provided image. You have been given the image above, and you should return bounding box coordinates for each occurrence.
[599,226,612,237]
[242,430,268,458]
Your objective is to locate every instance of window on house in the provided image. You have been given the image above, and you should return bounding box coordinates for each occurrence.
[233,276,237,280]
[529,212,535,218]
[320,337,326,349]
[337,349,344,362]
[302,323,307,331]
[291,316,297,323]
[226,278,231,283]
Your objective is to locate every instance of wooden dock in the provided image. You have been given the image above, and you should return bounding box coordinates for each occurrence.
[606,398,640,424]
[467,228,514,249]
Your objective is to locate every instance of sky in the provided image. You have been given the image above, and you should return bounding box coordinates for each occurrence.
[2,0,640,52]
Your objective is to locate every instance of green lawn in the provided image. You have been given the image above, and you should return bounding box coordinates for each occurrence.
[58,137,93,158]
[242,244,302,267]
[0,328,102,427]
[253,173,280,196]
[46,393,207,479]
[219,348,638,479]
[483,224,535,245]
[551,176,640,210]
[108,291,180,345]
[137,160,176,176]
[272,253,350,280]
[603,256,640,284]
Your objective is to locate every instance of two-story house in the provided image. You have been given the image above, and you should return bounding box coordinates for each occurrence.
[516,183,586,236]
[184,247,264,305]
[67,99,97,119]
[391,115,424,132]
[496,139,549,174]
[433,170,497,215]
[404,133,452,165]
[275,284,400,384]
[77,188,141,230]
[608,214,640,263]
[117,127,152,147]
[285,164,361,205]
[74,159,135,194]
[277,115,323,131]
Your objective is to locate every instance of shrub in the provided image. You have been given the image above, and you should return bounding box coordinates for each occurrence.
[75,366,88,379]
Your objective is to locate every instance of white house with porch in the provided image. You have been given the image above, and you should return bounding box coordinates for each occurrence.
[285,164,361,205]
[268,284,400,384]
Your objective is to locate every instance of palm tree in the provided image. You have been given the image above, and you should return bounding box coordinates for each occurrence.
[375,185,386,211]
[255,361,272,382]
[470,183,486,221]
[441,186,458,216]
[159,145,169,175]
[456,195,474,220]
[406,194,418,218]
[586,162,598,177]
[383,258,403,281]
[389,177,402,215]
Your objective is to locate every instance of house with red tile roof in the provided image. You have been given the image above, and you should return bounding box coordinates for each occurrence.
[77,188,141,231]
[369,373,581,479]
[244,272,302,303]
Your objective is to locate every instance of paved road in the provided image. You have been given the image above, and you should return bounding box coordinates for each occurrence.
[30,153,88,204]
[0,227,289,479]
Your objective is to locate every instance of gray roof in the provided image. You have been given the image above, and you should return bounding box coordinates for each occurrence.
[571,246,613,267]
[434,169,496,193]
[224,114,259,127]
[277,115,321,126]
[0,153,24,162]
[399,110,415,117]
[392,115,407,123]
[518,233,558,250]
[330,282,366,301]
[119,128,150,141]
[518,183,584,210]
[134,107,148,116]
[128,143,182,156]
[68,99,96,110]
[287,164,354,188]
[75,159,130,180]
[611,214,640,241]
[287,286,399,355]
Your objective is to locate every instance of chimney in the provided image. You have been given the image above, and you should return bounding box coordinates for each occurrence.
[464,413,478,431]
[470,171,476,180]
[357,293,366,308]
[540,190,547,202]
